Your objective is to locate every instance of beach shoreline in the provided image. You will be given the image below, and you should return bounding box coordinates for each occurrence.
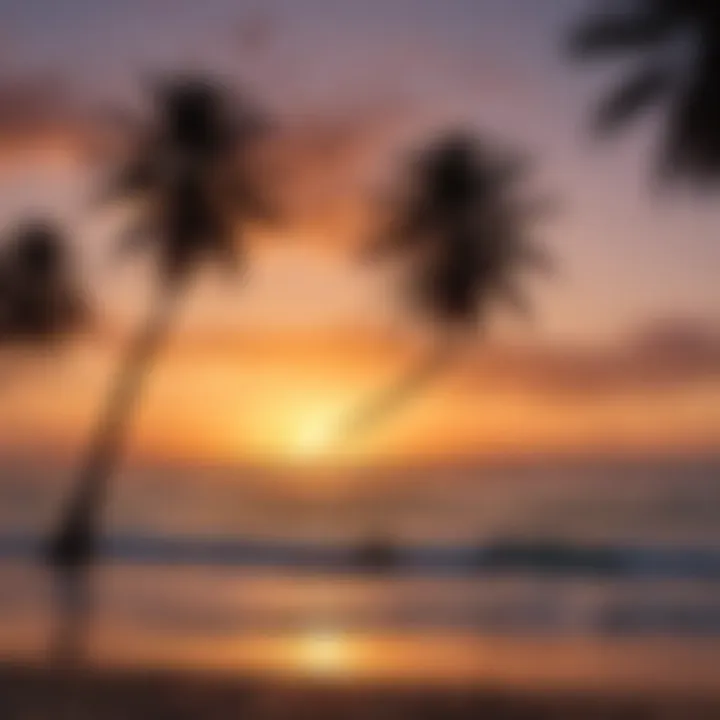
[2,662,720,719]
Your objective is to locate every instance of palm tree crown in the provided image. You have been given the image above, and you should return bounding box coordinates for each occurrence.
[373,132,547,331]
[0,221,86,346]
[337,133,549,442]
[570,0,720,183]
[111,77,270,282]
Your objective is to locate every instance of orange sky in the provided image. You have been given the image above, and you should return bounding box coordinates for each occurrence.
[3,317,720,470]
[1,0,719,472]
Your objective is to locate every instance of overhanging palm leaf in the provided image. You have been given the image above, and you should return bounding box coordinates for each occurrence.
[569,0,720,183]
[47,77,271,571]
[341,132,551,441]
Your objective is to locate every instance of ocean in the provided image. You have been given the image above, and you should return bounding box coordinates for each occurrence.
[0,458,719,691]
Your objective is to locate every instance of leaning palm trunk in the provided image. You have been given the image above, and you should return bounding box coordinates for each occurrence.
[47,279,183,569]
[338,335,461,443]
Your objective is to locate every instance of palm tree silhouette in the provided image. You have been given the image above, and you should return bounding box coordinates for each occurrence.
[569,1,720,183]
[0,220,86,349]
[47,77,271,571]
[341,132,550,440]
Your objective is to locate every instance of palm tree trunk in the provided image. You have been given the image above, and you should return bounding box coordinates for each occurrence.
[338,337,459,443]
[46,280,183,570]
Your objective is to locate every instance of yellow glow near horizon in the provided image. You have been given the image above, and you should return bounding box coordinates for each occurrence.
[9,330,720,468]
[292,413,340,459]
[297,629,351,675]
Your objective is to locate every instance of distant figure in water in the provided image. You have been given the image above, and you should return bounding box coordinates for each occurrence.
[353,535,399,572]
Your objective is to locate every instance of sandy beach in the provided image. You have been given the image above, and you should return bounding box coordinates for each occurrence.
[2,662,720,720]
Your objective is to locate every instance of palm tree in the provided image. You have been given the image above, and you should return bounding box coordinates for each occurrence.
[340,132,550,440]
[569,1,720,183]
[0,220,86,349]
[47,77,271,571]
[0,221,88,664]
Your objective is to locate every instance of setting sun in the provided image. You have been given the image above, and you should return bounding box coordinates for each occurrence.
[297,629,351,675]
[294,416,337,458]
[2,0,720,715]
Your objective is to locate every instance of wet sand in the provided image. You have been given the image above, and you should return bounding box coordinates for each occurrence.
[1,663,720,719]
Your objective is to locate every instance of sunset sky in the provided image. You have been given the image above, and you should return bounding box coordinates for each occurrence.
[1,0,719,470]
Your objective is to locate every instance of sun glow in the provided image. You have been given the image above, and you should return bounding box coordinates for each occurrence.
[293,414,339,459]
[297,629,351,675]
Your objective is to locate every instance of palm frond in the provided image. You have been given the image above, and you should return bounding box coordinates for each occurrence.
[595,64,673,133]
[569,5,677,58]
[104,76,273,284]
[0,221,88,345]
[570,1,720,185]
[659,50,720,183]
[372,132,549,329]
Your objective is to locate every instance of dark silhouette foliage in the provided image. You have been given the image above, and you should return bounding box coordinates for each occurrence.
[342,132,550,440]
[570,0,720,184]
[48,77,272,575]
[371,133,550,327]
[0,220,86,347]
